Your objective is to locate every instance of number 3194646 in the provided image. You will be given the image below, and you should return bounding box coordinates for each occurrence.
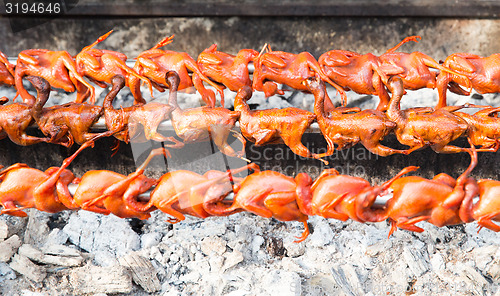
[5,2,62,15]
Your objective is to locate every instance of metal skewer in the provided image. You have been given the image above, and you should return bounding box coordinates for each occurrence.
[7,58,255,73]
[64,183,482,210]
[88,118,321,133]
[66,183,393,207]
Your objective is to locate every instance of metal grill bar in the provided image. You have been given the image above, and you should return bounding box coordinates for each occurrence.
[65,183,393,206]
[1,2,499,18]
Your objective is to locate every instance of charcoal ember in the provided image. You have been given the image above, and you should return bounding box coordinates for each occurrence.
[23,210,51,248]
[402,245,429,277]
[470,245,497,270]
[0,220,8,241]
[486,259,500,281]
[69,265,133,295]
[0,262,16,281]
[140,232,162,249]
[62,211,141,266]
[455,262,489,289]
[222,250,244,272]
[200,236,227,256]
[0,235,22,262]
[43,229,69,246]
[9,254,46,282]
[262,269,301,296]
[42,244,83,258]
[18,244,84,267]
[118,252,161,293]
[308,219,334,247]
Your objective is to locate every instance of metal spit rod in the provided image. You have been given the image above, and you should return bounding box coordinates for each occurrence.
[89,118,321,133]
[8,58,255,72]
[66,183,393,207]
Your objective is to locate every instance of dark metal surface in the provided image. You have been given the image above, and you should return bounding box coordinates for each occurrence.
[2,1,500,17]
[2,17,499,61]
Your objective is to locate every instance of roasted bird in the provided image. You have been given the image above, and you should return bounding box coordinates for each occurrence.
[252,46,347,112]
[437,53,500,108]
[358,143,479,236]
[378,36,471,104]
[125,153,258,223]
[75,30,153,104]
[386,76,471,154]
[0,140,94,216]
[455,106,500,152]
[197,44,258,92]
[103,74,183,149]
[15,49,94,105]
[0,51,15,87]
[129,35,224,107]
[165,71,246,159]
[235,85,327,164]
[71,147,167,219]
[203,170,313,243]
[30,75,109,147]
[297,166,417,223]
[460,179,500,231]
[0,76,50,146]
[304,76,405,157]
[319,50,392,111]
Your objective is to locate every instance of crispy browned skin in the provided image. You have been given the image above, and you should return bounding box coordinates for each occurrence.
[125,151,257,223]
[437,53,500,108]
[0,102,48,146]
[127,101,182,146]
[0,140,94,217]
[197,44,258,92]
[455,107,500,152]
[102,74,184,148]
[203,170,313,243]
[319,50,392,111]
[252,48,347,112]
[71,147,166,219]
[303,76,405,157]
[358,146,478,236]
[72,171,154,218]
[235,85,327,164]
[165,71,245,159]
[0,77,50,145]
[378,36,470,106]
[15,49,95,105]
[0,165,71,216]
[29,75,110,147]
[0,51,15,87]
[303,168,371,221]
[128,35,224,107]
[460,179,500,231]
[386,76,471,154]
[103,75,141,144]
[75,30,152,104]
[297,167,417,223]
